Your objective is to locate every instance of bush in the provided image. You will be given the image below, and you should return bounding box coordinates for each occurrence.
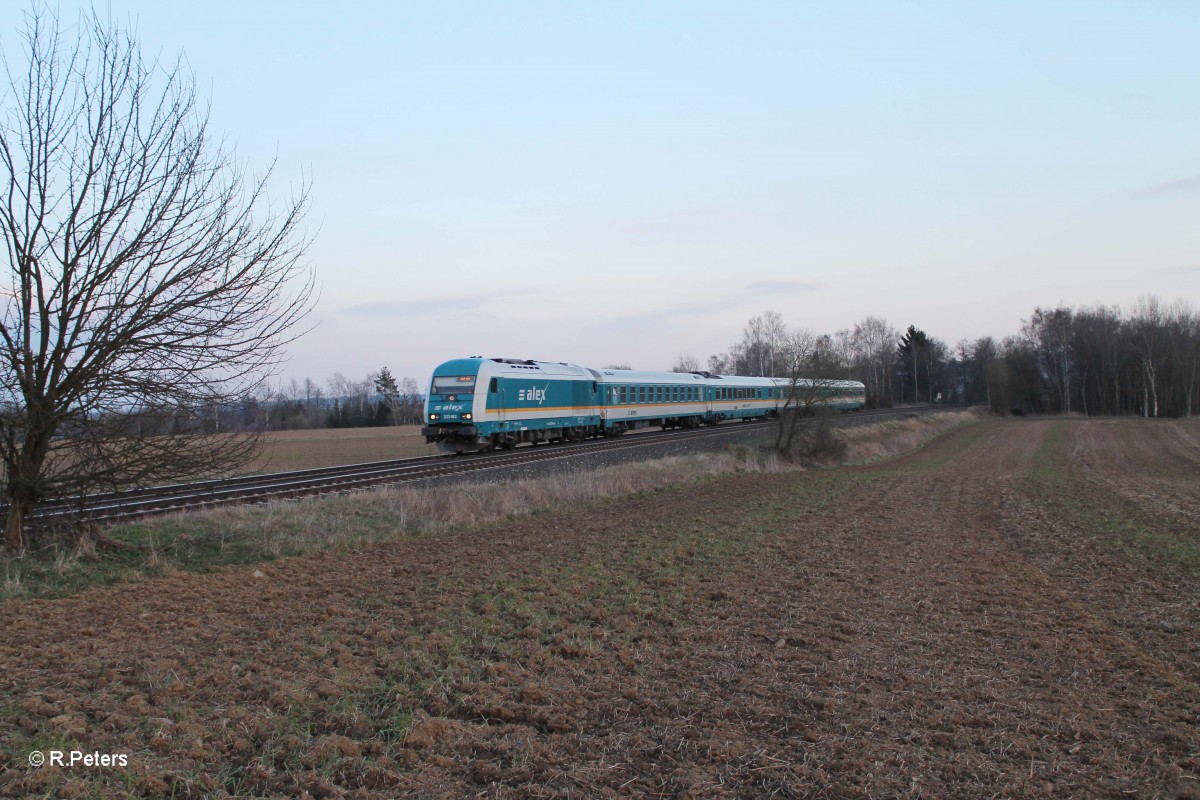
[789,422,848,465]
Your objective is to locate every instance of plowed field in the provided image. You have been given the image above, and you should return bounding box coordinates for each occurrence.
[2,418,1198,798]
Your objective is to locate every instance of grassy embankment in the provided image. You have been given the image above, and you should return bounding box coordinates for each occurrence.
[0,411,984,601]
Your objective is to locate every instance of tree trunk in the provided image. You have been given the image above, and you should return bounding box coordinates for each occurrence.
[912,353,919,404]
[4,498,31,551]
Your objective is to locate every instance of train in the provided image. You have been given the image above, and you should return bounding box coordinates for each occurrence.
[420,357,866,454]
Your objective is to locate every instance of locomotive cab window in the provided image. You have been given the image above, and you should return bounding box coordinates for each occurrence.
[434,376,476,394]
[489,378,498,393]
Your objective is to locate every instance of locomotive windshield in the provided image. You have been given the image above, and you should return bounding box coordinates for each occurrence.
[432,376,476,395]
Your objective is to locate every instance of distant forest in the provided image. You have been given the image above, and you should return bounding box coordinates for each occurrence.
[687,295,1197,418]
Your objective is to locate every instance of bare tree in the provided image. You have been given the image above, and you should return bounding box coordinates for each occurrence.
[1023,306,1074,413]
[773,329,840,454]
[850,315,897,408]
[972,336,999,410]
[0,7,313,549]
[1129,296,1166,418]
[741,311,787,376]
[670,353,700,373]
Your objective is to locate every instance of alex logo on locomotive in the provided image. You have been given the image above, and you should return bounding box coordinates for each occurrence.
[517,385,549,405]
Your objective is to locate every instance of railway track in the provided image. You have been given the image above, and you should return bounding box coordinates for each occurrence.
[21,405,964,527]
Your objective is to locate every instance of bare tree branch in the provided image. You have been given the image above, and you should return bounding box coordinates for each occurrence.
[0,5,314,549]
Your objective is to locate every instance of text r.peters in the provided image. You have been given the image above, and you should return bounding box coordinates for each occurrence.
[49,751,129,767]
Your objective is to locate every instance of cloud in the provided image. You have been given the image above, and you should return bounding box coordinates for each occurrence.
[341,289,527,318]
[611,300,732,325]
[603,279,826,327]
[1143,174,1200,194]
[743,279,823,294]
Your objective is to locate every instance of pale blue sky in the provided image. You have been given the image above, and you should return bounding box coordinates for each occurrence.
[3,1,1198,383]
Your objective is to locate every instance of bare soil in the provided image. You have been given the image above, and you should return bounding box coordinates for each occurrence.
[2,418,1198,798]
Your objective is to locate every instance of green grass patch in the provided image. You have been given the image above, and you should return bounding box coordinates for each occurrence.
[1026,420,1200,573]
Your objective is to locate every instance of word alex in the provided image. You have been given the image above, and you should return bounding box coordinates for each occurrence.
[517,386,549,405]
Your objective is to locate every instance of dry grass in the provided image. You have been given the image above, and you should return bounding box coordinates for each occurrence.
[158,445,794,554]
[840,408,987,463]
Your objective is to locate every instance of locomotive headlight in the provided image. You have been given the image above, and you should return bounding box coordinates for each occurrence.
[429,413,439,421]
[463,412,472,420]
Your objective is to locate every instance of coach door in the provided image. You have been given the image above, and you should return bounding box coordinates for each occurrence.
[489,377,505,423]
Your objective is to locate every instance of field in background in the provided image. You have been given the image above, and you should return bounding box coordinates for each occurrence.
[247,425,436,472]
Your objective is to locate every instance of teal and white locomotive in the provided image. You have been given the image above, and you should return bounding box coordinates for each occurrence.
[421,356,866,454]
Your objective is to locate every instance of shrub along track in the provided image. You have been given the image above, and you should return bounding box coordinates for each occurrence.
[1,417,1197,798]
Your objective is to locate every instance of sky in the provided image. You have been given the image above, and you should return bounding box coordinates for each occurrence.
[2,1,1198,385]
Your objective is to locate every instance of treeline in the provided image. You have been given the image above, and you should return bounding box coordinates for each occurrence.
[684,295,1198,417]
[264,368,426,430]
[97,367,428,436]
